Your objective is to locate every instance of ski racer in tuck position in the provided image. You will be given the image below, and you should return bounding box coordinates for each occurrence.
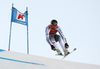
[45,19,69,56]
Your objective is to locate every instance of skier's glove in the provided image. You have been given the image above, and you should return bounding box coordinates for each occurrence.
[51,45,56,51]
[65,43,69,48]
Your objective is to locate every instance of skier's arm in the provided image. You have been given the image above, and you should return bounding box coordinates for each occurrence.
[58,27,69,48]
[45,27,56,51]
[45,27,52,45]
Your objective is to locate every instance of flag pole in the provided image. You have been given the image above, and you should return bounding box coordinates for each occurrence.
[26,7,29,54]
[8,22,12,51]
[8,3,14,51]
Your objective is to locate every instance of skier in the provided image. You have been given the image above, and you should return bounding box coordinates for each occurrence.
[45,19,69,56]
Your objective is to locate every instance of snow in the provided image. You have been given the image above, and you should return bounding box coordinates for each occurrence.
[0,49,100,69]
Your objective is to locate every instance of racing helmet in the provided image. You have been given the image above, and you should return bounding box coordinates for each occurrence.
[51,19,58,30]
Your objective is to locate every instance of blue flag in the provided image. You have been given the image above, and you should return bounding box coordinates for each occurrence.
[11,7,28,26]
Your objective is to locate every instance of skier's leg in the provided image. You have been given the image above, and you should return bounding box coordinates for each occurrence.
[58,36,65,49]
[58,36,69,55]
[51,37,62,55]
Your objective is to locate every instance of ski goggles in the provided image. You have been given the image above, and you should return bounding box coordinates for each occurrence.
[51,24,58,29]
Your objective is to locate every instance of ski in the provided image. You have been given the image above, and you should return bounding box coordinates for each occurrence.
[55,54,64,56]
[62,48,76,60]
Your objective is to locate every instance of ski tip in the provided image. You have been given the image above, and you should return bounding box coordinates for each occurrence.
[74,48,76,51]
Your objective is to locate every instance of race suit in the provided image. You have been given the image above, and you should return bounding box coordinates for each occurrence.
[45,24,67,50]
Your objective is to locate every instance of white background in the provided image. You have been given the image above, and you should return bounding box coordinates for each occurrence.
[0,0,100,65]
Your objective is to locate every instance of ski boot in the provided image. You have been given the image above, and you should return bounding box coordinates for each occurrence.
[63,49,70,56]
[56,49,63,55]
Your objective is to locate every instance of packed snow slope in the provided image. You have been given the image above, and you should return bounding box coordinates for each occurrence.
[0,49,100,69]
